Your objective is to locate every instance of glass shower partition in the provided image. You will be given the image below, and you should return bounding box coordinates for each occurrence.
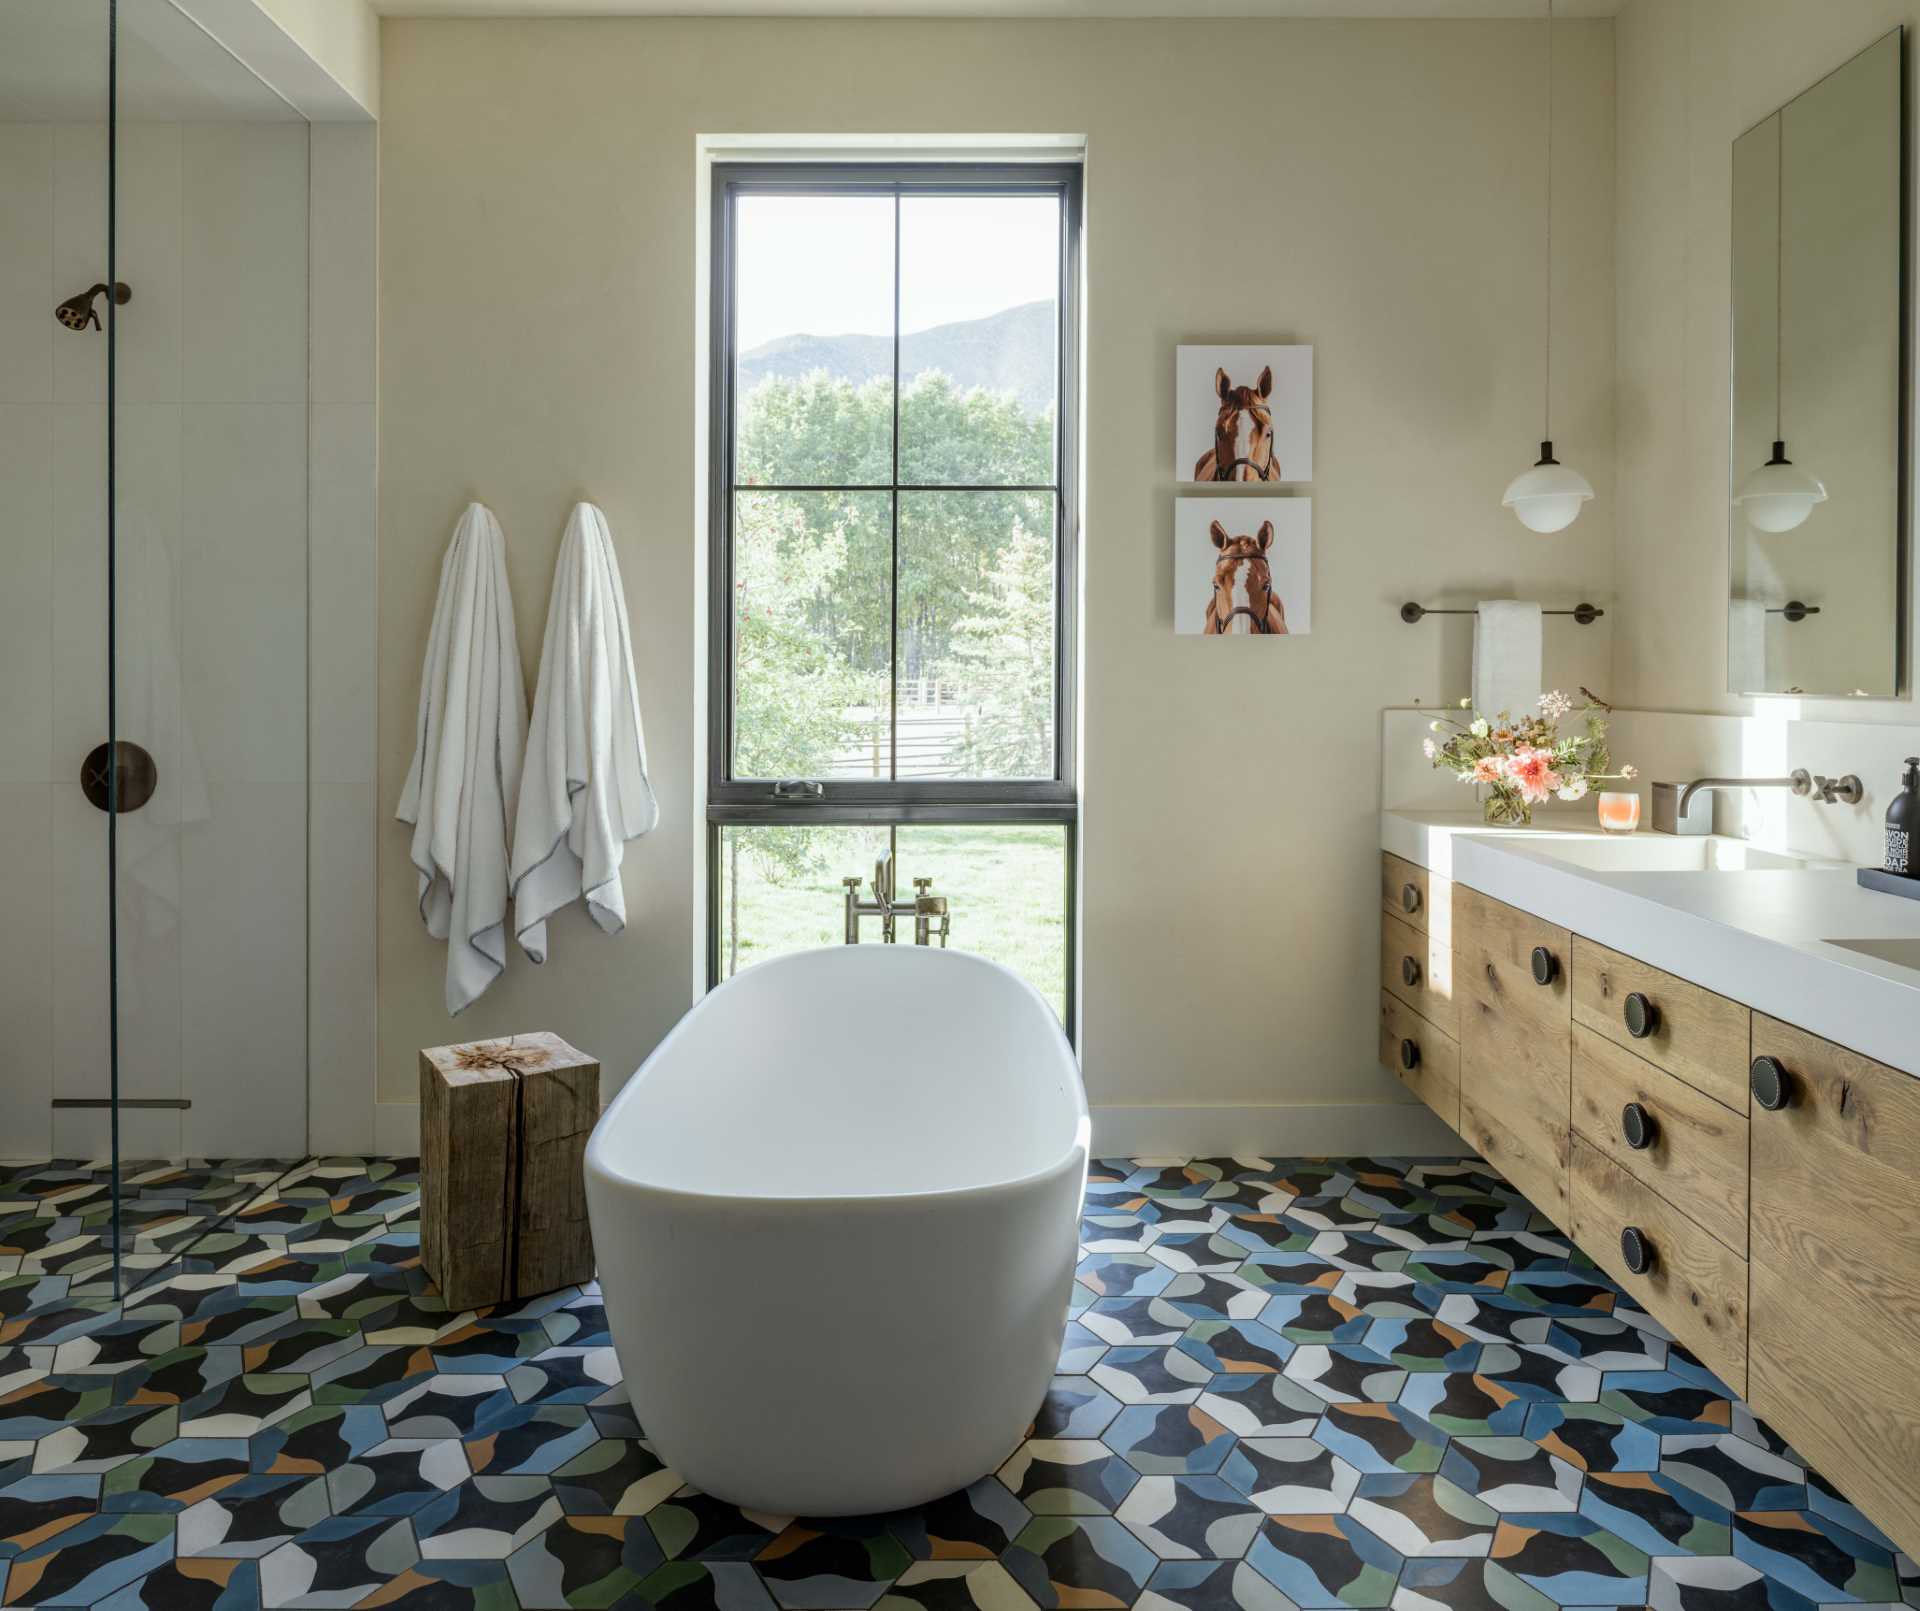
[1,0,312,1300]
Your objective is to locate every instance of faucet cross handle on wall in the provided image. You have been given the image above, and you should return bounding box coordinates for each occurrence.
[1814,774,1865,805]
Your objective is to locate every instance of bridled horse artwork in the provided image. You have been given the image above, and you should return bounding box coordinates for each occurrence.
[1194,365,1281,482]
[1202,519,1289,635]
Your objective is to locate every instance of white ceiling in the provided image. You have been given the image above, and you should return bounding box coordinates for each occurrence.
[373,0,1620,17]
[0,0,300,122]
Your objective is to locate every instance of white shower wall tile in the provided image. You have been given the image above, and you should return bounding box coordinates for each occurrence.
[181,781,307,1157]
[181,123,308,405]
[52,1105,182,1168]
[0,404,54,783]
[181,402,306,785]
[50,126,106,406]
[112,124,184,406]
[0,126,53,405]
[51,403,184,776]
[0,783,54,1161]
[48,402,107,775]
[51,784,182,1107]
[308,782,376,1155]
[309,404,376,785]
[308,125,376,407]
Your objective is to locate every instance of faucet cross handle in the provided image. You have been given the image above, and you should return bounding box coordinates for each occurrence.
[1814,773,1865,805]
[912,877,933,894]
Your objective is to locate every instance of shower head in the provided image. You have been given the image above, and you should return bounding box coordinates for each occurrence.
[54,282,131,332]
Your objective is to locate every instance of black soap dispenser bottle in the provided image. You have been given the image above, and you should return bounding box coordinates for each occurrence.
[1888,757,1920,876]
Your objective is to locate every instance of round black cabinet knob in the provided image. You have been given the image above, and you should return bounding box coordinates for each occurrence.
[1402,955,1422,988]
[1621,1101,1657,1151]
[1401,882,1421,914]
[1399,1038,1420,1072]
[1620,1225,1655,1276]
[1530,946,1560,986]
[1623,992,1659,1039]
[1750,1055,1793,1112]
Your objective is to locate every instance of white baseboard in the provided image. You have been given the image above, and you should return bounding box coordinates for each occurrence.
[375,1102,421,1156]
[1089,1102,1470,1160]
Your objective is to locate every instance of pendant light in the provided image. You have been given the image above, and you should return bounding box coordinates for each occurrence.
[1734,112,1826,534]
[1502,0,1593,535]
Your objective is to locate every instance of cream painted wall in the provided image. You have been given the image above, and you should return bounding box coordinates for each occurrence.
[378,16,1615,1130]
[1614,0,1915,720]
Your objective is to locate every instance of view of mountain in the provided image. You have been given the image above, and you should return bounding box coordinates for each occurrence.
[738,299,1056,416]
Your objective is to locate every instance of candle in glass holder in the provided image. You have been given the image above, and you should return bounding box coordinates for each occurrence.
[1597,791,1641,833]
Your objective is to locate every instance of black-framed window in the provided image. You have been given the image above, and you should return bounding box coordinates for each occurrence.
[706,162,1081,1016]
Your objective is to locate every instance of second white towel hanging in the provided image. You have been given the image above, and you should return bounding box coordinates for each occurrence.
[511,501,659,962]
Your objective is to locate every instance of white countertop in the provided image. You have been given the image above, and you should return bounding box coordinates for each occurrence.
[1382,808,1920,1079]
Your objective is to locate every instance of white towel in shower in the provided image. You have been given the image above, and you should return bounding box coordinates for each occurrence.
[396,501,528,1015]
[510,501,659,963]
[1472,600,1543,720]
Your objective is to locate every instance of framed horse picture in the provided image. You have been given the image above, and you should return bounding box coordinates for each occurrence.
[1175,498,1312,636]
[1176,344,1313,483]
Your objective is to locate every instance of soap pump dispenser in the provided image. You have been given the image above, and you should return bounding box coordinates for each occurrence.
[1887,757,1920,876]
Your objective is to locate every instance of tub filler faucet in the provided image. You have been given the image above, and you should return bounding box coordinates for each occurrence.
[843,852,950,946]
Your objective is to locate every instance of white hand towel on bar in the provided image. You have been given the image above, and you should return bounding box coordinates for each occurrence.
[1728,597,1767,693]
[1471,600,1543,720]
[396,501,528,1015]
[510,501,659,963]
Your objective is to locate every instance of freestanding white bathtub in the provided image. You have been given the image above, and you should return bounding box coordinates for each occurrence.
[583,944,1089,1516]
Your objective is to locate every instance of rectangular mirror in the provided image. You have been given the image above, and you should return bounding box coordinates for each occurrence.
[1730,29,1904,698]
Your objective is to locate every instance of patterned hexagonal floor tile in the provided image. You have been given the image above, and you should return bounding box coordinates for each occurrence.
[0,1154,1897,1611]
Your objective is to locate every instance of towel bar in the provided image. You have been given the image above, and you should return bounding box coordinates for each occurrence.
[1399,601,1605,626]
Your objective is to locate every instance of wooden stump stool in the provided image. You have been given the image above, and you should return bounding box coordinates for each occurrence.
[419,1031,599,1309]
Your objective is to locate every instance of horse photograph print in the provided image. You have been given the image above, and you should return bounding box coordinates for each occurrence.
[1176,343,1313,483]
[1175,498,1312,637]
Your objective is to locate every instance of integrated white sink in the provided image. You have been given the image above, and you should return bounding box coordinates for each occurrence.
[1532,836,1822,873]
[1827,936,1920,975]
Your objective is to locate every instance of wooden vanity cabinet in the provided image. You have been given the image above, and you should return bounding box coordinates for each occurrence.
[1454,885,1572,1221]
[1571,938,1750,1110]
[1380,990,1459,1129]
[1374,844,1920,1558]
[1747,1016,1920,1557]
[1382,908,1456,1037]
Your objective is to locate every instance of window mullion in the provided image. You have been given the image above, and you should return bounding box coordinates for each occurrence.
[888,189,902,785]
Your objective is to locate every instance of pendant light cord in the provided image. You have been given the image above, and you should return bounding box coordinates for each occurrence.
[1775,112,1785,441]
[1543,0,1554,441]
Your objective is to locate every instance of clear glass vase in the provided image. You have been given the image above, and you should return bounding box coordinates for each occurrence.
[1482,787,1532,827]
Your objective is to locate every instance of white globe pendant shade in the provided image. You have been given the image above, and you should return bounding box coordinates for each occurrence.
[1735,440,1827,534]
[1502,440,1594,534]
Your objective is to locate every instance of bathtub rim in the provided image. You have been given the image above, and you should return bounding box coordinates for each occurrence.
[585,946,1090,1209]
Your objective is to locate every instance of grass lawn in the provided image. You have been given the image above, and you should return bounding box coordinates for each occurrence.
[719,822,1067,1019]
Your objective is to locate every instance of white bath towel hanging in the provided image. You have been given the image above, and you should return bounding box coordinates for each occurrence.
[396,501,528,1015]
[1472,599,1543,721]
[510,501,659,963]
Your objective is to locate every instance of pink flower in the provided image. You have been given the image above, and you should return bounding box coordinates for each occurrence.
[1422,738,1439,760]
[1505,746,1562,803]
[1469,756,1503,784]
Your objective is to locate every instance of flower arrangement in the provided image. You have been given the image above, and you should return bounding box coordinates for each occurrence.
[1424,689,1637,826]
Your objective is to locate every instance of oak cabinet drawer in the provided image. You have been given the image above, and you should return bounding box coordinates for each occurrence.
[1379,991,1459,1131]
[1569,1141,1747,1398]
[1571,937,1750,1110]
[1381,909,1456,1038]
[1455,885,1571,1030]
[1748,1016,1920,1558]
[1456,886,1571,1222]
[1570,1025,1748,1256]
[1381,853,1445,938]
